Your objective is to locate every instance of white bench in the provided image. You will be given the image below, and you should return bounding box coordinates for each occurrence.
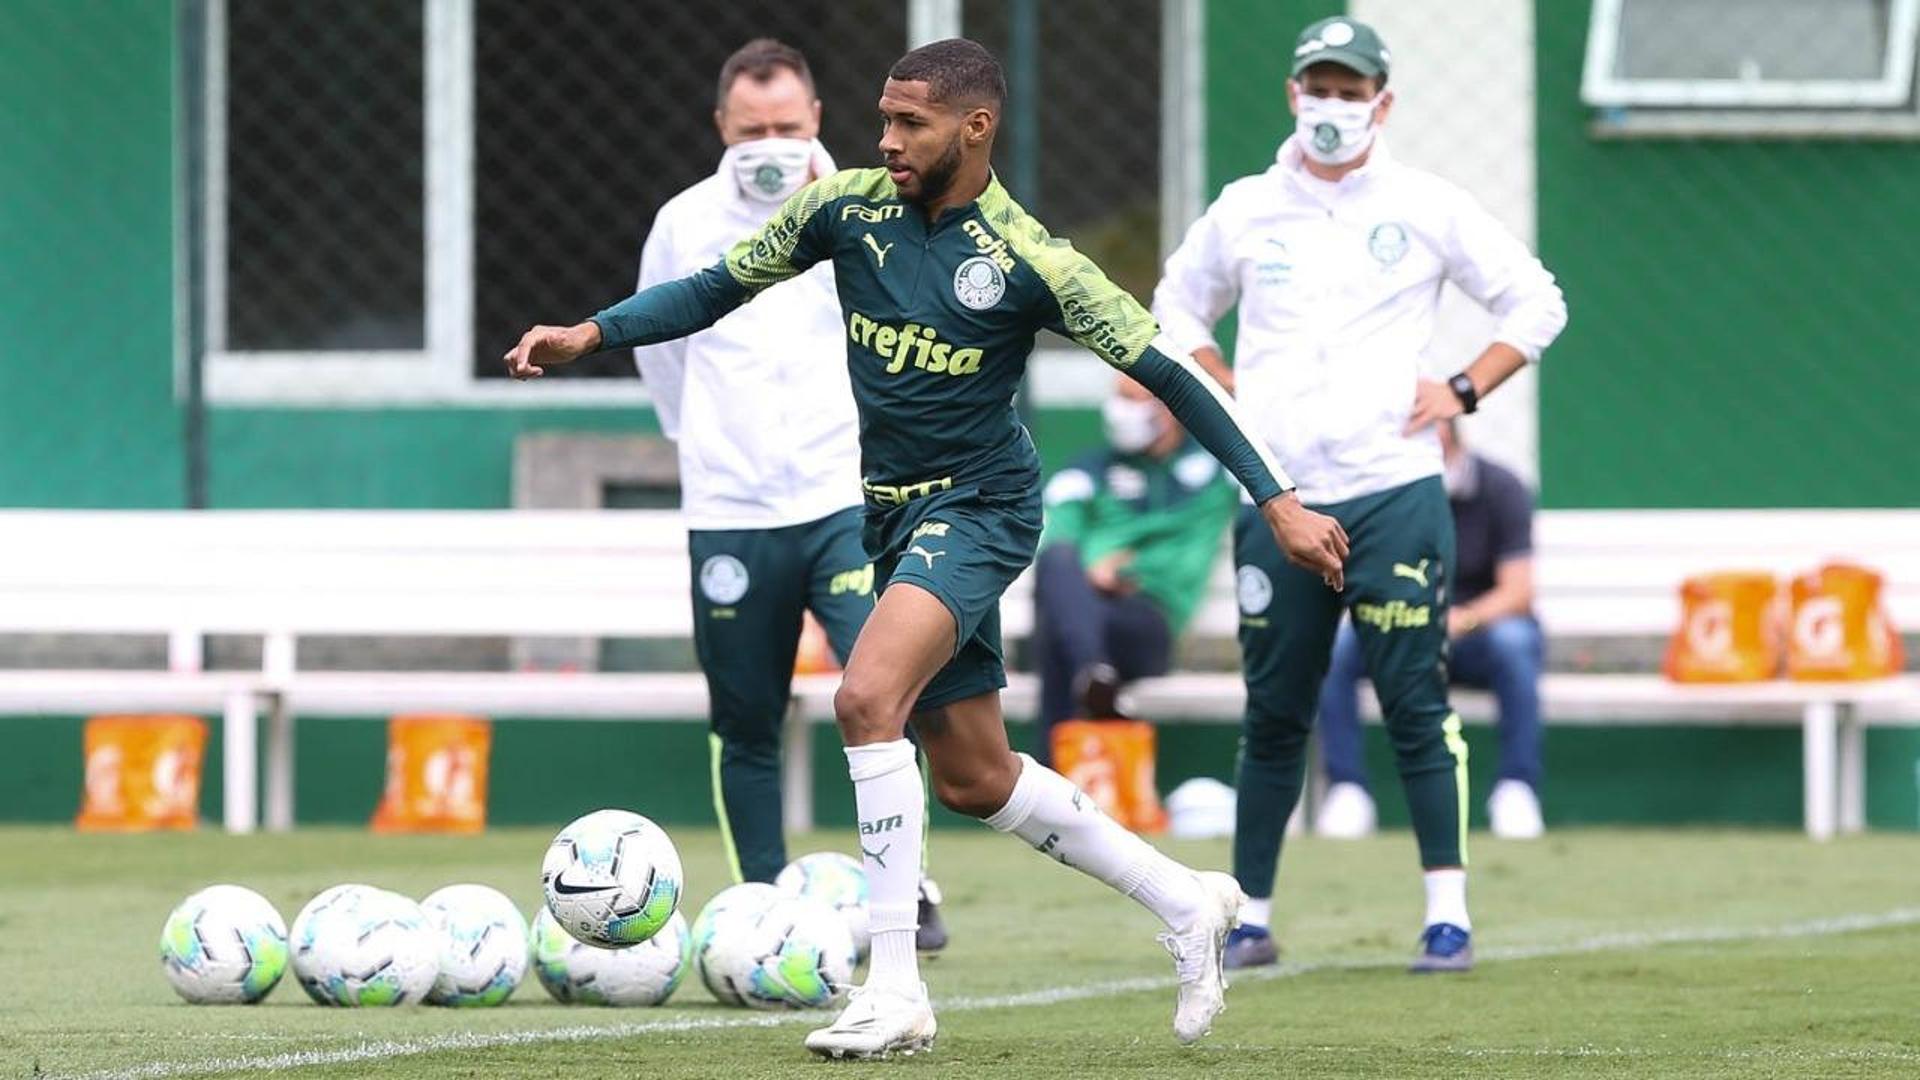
[0,510,702,833]
[1017,508,1920,839]
[0,509,1914,839]
[1005,508,1920,641]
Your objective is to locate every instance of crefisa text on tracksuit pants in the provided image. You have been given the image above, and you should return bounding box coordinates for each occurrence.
[1230,475,1468,899]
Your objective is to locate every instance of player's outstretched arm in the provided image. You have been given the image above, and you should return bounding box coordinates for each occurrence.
[1127,344,1349,589]
[503,262,751,380]
[504,169,864,380]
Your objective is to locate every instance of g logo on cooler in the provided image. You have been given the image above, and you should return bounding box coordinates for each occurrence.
[1236,566,1274,616]
[700,555,751,605]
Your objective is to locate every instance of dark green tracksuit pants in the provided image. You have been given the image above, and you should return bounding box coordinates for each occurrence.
[690,507,874,883]
[1232,476,1467,900]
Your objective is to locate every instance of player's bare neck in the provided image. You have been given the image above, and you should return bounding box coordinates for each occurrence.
[919,163,992,220]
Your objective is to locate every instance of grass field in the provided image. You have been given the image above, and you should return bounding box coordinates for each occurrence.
[3,825,1917,1079]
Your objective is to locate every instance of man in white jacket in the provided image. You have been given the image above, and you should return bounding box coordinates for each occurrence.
[1151,16,1566,973]
[633,39,945,947]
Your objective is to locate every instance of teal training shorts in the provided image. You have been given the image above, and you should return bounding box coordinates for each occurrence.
[866,486,1043,712]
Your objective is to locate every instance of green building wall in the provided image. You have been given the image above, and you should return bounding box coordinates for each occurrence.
[1532,6,1920,509]
[1203,2,1920,510]
[0,0,184,507]
[6,713,1919,831]
[5,1,1917,828]
[7,1,1914,510]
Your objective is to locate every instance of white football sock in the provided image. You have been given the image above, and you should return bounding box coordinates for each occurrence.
[1423,868,1471,930]
[1241,896,1273,930]
[845,739,924,993]
[983,753,1206,930]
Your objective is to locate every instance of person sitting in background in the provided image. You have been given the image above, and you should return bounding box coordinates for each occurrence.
[1315,418,1546,839]
[1031,375,1239,762]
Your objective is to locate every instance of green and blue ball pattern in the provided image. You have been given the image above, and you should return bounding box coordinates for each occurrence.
[289,884,440,1007]
[421,883,529,1007]
[531,905,689,1006]
[541,809,684,949]
[158,884,288,1004]
[692,884,855,1010]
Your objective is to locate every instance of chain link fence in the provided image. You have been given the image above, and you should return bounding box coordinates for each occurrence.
[201,0,1160,383]
[12,0,1919,511]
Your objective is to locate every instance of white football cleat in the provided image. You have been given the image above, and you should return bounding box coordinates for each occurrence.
[1488,779,1545,839]
[1314,782,1378,839]
[804,981,937,1060]
[1159,870,1245,1045]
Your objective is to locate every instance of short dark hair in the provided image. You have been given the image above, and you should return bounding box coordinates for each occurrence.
[716,38,815,112]
[888,37,1006,110]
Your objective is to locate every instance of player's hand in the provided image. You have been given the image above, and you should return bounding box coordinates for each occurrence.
[502,322,602,380]
[1087,550,1137,596]
[1404,378,1463,434]
[1191,346,1236,395]
[1448,607,1483,640]
[1261,492,1349,591]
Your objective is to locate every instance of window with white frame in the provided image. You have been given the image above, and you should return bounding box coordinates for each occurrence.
[223,0,425,352]
[467,0,907,386]
[1583,0,1920,122]
[204,0,471,403]
[197,0,1199,406]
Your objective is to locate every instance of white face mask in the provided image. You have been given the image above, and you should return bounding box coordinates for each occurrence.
[1294,91,1382,165]
[725,137,816,203]
[1103,397,1163,455]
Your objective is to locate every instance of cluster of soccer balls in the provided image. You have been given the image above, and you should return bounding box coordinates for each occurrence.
[158,808,869,1010]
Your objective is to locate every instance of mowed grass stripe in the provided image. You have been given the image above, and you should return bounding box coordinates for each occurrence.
[53,906,1920,1080]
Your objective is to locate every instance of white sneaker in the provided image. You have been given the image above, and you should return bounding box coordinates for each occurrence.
[1314,782,1377,839]
[1158,870,1244,1045]
[804,981,937,1060]
[1488,779,1545,839]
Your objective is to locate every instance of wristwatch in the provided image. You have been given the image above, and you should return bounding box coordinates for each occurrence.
[1447,372,1479,414]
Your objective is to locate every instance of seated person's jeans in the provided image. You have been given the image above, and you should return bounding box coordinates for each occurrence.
[1318,614,1544,790]
[1031,544,1172,763]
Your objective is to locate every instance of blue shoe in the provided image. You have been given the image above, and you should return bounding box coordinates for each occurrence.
[1409,922,1473,973]
[1222,924,1278,970]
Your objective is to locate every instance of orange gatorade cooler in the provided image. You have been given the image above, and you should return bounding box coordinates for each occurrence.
[1788,562,1904,681]
[75,715,208,832]
[1662,571,1781,683]
[1050,719,1169,833]
[370,714,492,834]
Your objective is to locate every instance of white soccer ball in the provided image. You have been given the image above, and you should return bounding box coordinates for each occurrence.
[289,884,439,1006]
[775,851,871,959]
[158,884,289,1004]
[530,905,689,1006]
[420,884,529,1007]
[688,882,779,1006]
[691,884,856,1010]
[541,809,683,949]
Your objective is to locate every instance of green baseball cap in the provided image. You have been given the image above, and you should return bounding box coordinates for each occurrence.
[1291,17,1391,80]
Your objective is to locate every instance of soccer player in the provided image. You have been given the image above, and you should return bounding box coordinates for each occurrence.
[1151,17,1567,973]
[505,38,1348,1057]
[629,37,946,948]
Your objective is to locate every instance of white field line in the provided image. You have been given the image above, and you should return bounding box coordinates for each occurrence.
[52,906,1920,1080]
